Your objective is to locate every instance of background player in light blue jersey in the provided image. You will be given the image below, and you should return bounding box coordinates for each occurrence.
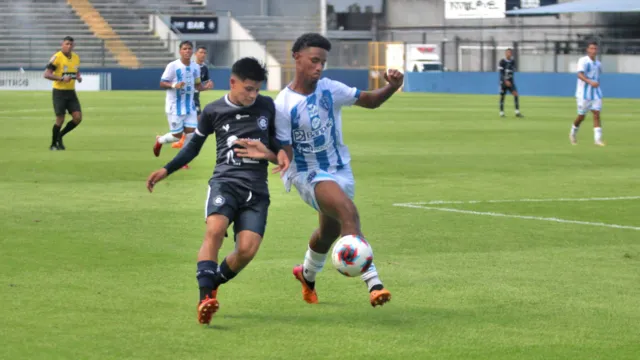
[154,41,208,160]
[570,41,605,146]
[271,33,403,307]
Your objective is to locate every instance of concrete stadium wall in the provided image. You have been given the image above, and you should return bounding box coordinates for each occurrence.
[404,72,640,99]
[207,0,318,17]
[1,68,369,92]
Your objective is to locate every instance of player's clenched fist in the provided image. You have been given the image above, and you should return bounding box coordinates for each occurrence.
[384,69,404,88]
[146,168,168,193]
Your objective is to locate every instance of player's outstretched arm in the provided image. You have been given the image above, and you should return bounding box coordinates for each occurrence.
[355,69,404,109]
[146,132,207,192]
[233,139,290,174]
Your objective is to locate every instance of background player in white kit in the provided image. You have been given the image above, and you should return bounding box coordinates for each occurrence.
[268,33,403,307]
[570,41,605,146]
[154,41,208,159]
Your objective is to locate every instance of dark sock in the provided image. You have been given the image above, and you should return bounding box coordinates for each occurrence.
[217,258,238,286]
[196,260,218,300]
[499,95,505,111]
[60,121,78,137]
[370,284,384,292]
[514,96,520,110]
[52,124,61,146]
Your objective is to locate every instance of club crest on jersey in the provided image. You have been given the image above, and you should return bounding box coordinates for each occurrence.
[257,116,268,130]
[63,65,68,72]
[311,117,322,130]
[213,195,225,206]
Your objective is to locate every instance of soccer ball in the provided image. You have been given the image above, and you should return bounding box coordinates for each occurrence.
[331,235,374,277]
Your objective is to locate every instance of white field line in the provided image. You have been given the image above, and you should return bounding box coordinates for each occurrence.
[393,197,640,231]
[399,196,640,206]
[394,204,640,231]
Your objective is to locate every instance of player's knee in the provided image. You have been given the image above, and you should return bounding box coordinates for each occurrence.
[204,225,226,244]
[235,237,261,262]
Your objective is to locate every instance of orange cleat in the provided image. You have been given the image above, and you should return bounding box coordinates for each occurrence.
[293,265,318,304]
[172,134,185,149]
[369,288,391,307]
[153,136,162,157]
[197,290,219,325]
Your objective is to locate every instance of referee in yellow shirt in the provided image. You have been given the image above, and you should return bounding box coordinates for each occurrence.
[43,36,83,150]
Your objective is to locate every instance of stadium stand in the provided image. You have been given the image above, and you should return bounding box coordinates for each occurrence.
[234,15,321,69]
[0,0,213,69]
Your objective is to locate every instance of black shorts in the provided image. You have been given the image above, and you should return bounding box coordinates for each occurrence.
[194,93,202,115]
[500,82,517,95]
[53,89,82,116]
[205,180,270,239]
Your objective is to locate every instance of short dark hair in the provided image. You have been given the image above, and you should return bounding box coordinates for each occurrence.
[291,33,331,54]
[179,40,193,49]
[231,57,268,82]
[196,46,207,52]
[587,41,598,47]
[63,36,74,42]
[506,48,512,52]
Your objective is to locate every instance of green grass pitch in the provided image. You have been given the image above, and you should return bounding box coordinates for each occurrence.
[1,90,639,359]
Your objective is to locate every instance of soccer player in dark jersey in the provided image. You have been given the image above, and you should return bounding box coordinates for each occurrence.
[498,48,523,118]
[145,57,289,325]
[172,46,214,149]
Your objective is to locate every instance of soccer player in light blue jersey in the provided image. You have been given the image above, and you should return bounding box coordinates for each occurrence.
[570,41,605,146]
[154,41,208,159]
[272,33,403,307]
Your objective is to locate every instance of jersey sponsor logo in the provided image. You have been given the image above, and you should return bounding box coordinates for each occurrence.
[294,139,334,154]
[293,129,306,142]
[295,118,335,142]
[224,135,262,165]
[257,116,268,130]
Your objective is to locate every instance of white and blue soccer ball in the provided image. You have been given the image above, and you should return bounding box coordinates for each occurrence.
[331,235,374,277]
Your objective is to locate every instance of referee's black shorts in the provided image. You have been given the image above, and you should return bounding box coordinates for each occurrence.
[52,89,82,116]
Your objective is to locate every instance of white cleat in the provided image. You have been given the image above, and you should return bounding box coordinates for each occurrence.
[499,111,505,117]
[595,140,606,147]
[569,133,577,145]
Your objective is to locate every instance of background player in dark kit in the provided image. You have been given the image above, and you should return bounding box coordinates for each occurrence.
[498,48,523,118]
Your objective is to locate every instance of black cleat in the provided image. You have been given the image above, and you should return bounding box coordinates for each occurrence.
[515,112,524,118]
[57,138,66,150]
[50,144,59,151]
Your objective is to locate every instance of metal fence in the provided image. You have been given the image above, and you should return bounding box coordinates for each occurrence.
[5,37,640,74]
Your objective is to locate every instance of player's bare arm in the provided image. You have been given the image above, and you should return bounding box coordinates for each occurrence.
[234,139,291,174]
[578,72,598,88]
[146,131,208,192]
[44,66,69,82]
[160,80,185,89]
[355,69,404,109]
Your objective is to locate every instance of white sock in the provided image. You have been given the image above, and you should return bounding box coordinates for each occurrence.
[183,132,195,147]
[361,262,383,291]
[158,132,179,144]
[302,247,327,283]
[594,127,603,142]
[571,125,579,135]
